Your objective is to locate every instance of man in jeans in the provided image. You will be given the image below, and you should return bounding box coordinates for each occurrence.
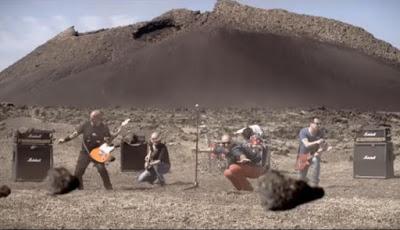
[213,134,265,191]
[296,117,330,187]
[138,132,171,186]
[58,110,115,190]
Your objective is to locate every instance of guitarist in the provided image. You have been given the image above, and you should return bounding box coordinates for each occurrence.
[296,117,331,187]
[58,110,117,190]
[138,132,170,186]
[213,134,265,192]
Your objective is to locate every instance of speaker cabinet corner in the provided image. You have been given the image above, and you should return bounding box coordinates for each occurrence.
[353,142,394,179]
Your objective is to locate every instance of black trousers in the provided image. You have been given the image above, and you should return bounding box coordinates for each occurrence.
[74,151,113,190]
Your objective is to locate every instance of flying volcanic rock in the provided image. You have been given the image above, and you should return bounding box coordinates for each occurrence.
[0,0,400,109]
[0,185,11,198]
[47,167,80,195]
[257,170,324,211]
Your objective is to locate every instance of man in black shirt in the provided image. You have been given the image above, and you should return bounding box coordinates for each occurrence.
[138,132,170,186]
[58,110,115,190]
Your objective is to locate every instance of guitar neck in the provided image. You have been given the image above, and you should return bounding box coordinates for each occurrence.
[146,145,154,162]
[108,124,125,143]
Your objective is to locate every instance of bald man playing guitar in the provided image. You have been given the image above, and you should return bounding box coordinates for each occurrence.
[58,110,129,190]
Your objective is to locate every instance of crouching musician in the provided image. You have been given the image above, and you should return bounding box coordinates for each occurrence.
[138,132,171,186]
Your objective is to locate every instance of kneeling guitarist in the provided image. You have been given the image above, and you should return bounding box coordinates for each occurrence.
[138,132,170,186]
[58,110,125,190]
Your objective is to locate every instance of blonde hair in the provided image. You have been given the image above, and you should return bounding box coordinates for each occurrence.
[150,132,161,142]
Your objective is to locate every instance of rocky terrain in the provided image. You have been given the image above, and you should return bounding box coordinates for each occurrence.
[0,0,399,109]
[0,104,400,228]
[1,0,400,228]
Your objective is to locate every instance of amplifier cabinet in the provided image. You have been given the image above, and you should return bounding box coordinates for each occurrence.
[120,141,147,172]
[355,127,391,142]
[14,128,54,143]
[12,143,53,182]
[353,142,394,179]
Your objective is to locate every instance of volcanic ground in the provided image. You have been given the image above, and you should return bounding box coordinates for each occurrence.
[1,0,400,228]
[0,104,400,229]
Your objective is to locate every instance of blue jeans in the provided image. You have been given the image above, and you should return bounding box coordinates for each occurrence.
[138,162,170,184]
[298,155,320,186]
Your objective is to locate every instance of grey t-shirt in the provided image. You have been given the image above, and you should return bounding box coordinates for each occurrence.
[298,127,324,155]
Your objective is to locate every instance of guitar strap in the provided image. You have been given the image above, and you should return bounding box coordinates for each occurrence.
[81,119,129,164]
[82,141,90,154]
[84,141,108,166]
[82,141,98,166]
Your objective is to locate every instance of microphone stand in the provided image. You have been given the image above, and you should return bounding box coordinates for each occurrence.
[184,104,200,190]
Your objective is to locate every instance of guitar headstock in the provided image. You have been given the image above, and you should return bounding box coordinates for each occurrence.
[121,118,131,127]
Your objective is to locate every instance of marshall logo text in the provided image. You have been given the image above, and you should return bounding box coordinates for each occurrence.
[27,157,42,163]
[27,134,43,139]
[363,132,377,137]
[363,155,376,160]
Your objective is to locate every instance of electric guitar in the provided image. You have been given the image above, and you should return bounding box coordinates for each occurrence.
[144,144,162,170]
[89,118,130,163]
[296,142,333,170]
[144,144,152,169]
[144,144,153,169]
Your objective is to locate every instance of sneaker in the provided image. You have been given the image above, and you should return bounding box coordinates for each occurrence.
[238,154,251,163]
[144,178,155,185]
[154,179,166,186]
[226,190,242,195]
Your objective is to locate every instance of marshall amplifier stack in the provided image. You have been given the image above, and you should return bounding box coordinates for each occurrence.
[12,128,54,182]
[354,126,394,179]
[120,134,147,172]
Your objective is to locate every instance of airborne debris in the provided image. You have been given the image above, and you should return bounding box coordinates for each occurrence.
[257,170,324,211]
[47,167,80,195]
[0,185,11,198]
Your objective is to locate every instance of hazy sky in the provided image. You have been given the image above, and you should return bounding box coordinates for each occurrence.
[0,0,399,71]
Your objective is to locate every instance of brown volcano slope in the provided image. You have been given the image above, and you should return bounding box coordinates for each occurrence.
[0,0,399,110]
